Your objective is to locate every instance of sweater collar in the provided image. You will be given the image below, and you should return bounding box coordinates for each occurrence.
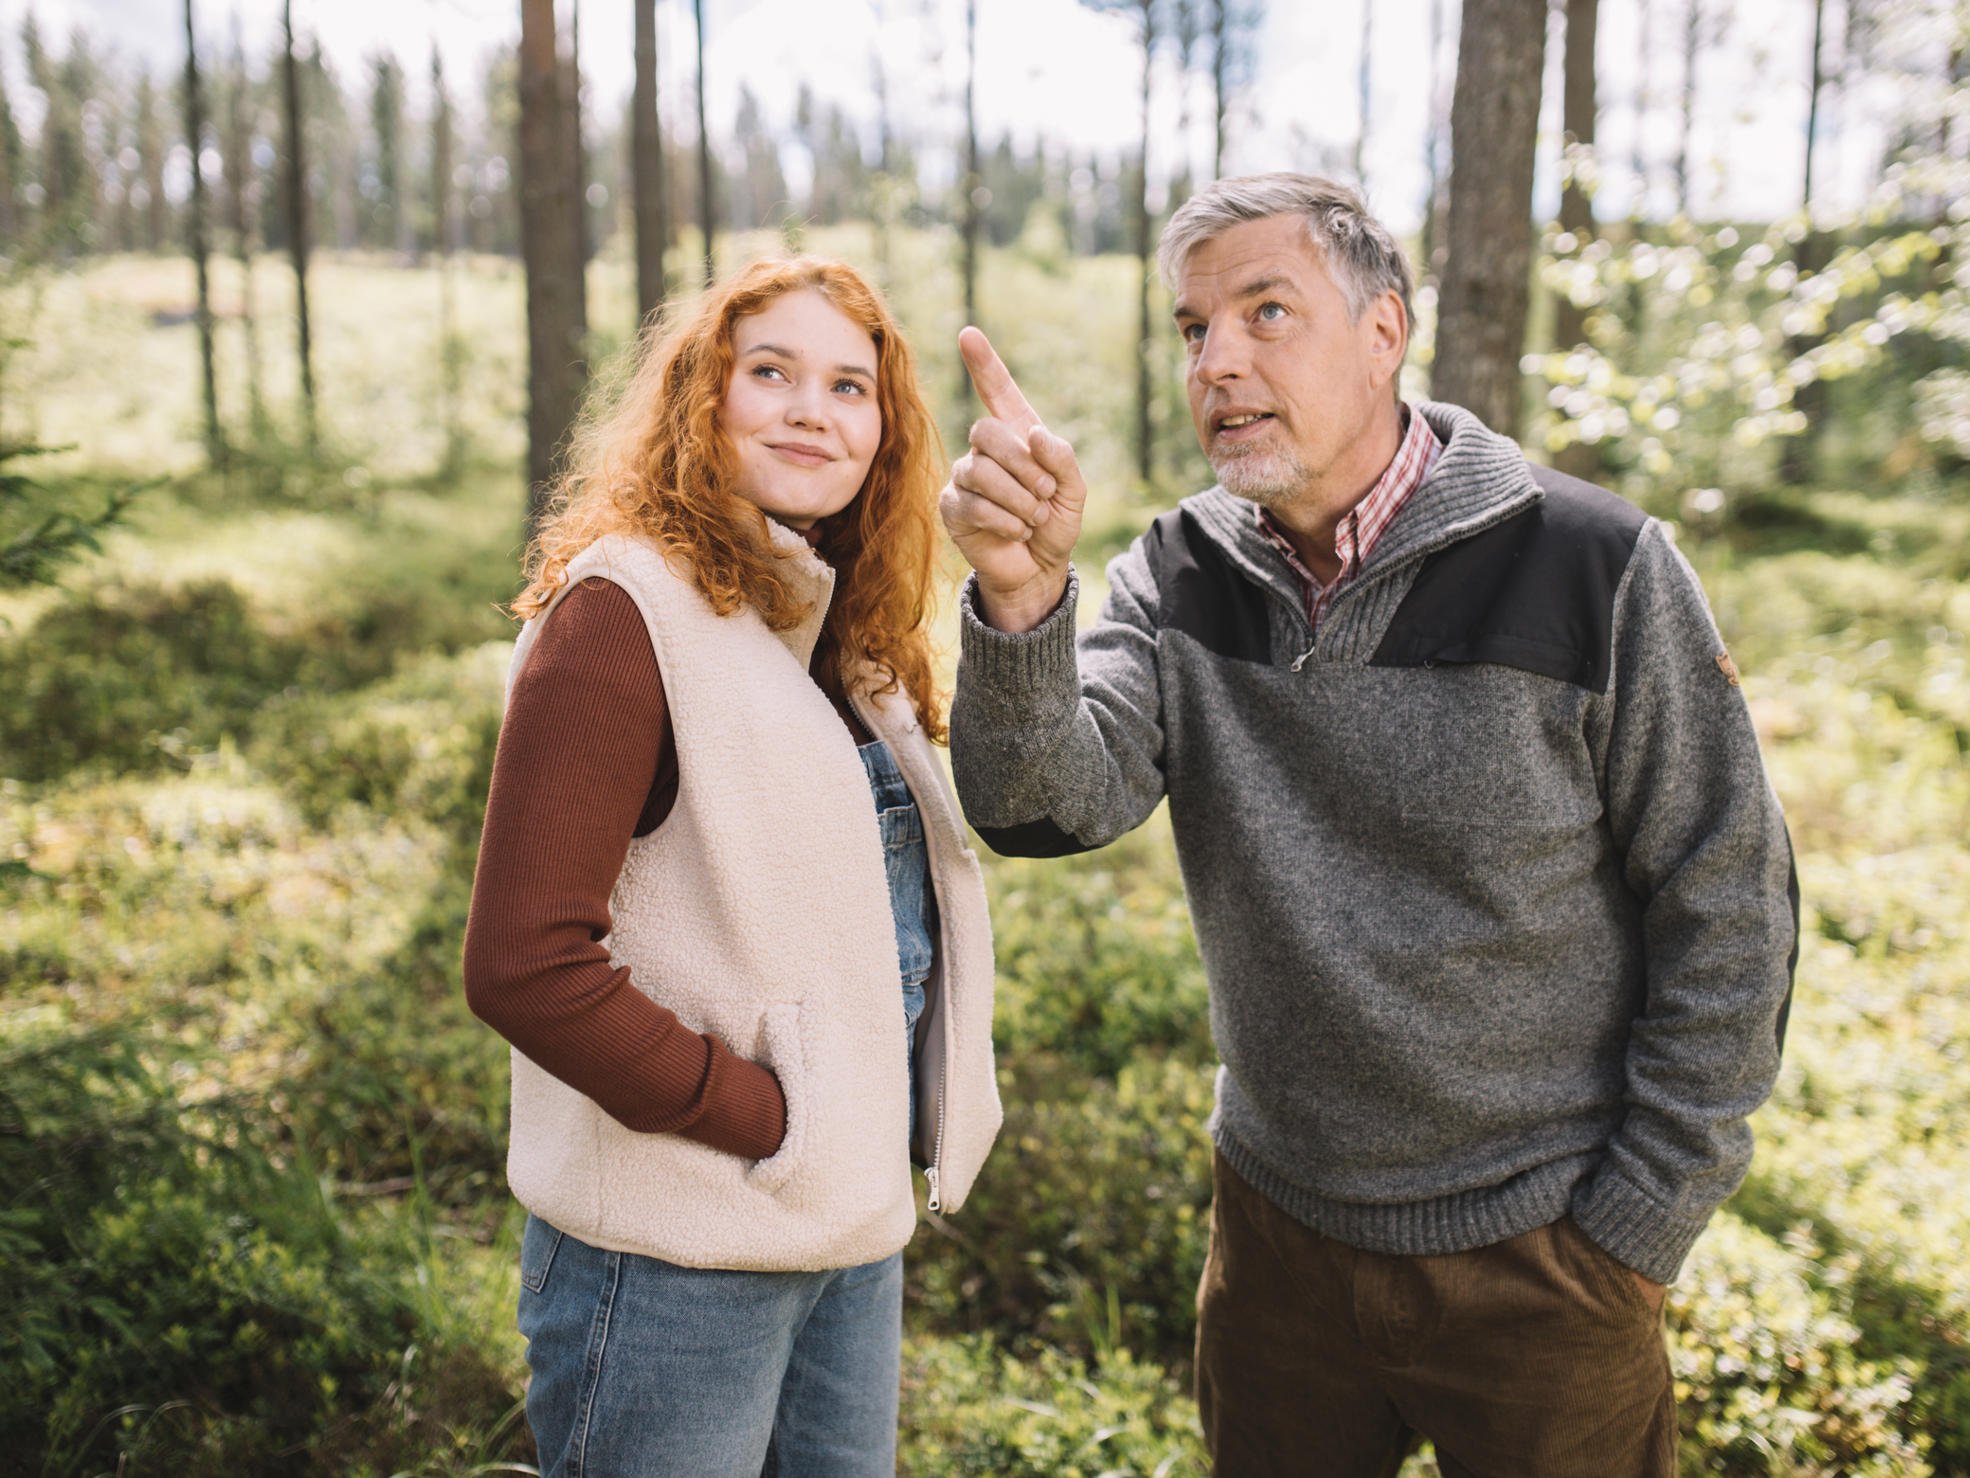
[1177,398,1544,599]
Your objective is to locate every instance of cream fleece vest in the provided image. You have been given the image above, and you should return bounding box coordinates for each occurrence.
[502,529,1001,1272]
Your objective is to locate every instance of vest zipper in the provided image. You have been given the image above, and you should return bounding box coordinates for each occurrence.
[846,689,951,1214]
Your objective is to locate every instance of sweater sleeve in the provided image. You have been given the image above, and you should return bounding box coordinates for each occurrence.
[948,546,1170,856]
[462,577,787,1160]
[1570,521,1799,1283]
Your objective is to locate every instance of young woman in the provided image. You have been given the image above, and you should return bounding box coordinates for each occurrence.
[462,256,1001,1476]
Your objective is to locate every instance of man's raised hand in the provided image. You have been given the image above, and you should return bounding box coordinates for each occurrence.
[939,327,1086,633]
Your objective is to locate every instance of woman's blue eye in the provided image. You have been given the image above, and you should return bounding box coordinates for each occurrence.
[751,364,787,381]
[834,379,869,395]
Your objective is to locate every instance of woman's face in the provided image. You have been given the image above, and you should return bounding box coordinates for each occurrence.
[720,289,883,532]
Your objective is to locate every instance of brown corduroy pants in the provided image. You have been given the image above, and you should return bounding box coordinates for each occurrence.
[1195,1153,1677,1478]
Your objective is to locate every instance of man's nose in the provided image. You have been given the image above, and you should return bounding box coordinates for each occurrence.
[1193,324,1247,384]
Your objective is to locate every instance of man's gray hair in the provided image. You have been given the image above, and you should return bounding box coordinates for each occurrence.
[1157,173,1414,335]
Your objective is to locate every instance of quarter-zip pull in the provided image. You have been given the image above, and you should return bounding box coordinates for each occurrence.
[1290,643,1316,671]
[925,1164,941,1213]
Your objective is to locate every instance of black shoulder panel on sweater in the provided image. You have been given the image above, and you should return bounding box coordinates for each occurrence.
[1368,467,1648,694]
[1147,507,1274,665]
[974,817,1102,858]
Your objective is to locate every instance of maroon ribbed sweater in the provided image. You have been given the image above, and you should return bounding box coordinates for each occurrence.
[463,576,872,1162]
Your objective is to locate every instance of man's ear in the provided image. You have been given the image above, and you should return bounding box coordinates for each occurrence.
[1365,289,1407,389]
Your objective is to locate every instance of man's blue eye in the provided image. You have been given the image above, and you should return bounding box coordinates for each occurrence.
[1181,324,1206,344]
[1258,302,1286,321]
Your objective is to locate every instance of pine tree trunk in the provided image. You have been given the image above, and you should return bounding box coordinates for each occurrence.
[959,0,980,403]
[694,0,715,285]
[1211,0,1227,177]
[521,0,589,535]
[1433,0,1549,438]
[1420,0,1448,280]
[433,47,463,474]
[1779,0,1828,487]
[566,0,592,271]
[1354,0,1372,187]
[281,0,316,444]
[1674,0,1699,217]
[633,0,668,325]
[225,24,263,432]
[183,0,222,465]
[1134,0,1155,483]
[1553,0,1600,479]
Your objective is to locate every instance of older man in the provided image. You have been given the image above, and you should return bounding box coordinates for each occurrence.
[939,173,1797,1475]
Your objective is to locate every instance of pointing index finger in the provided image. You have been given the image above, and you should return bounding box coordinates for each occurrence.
[959,326,1042,434]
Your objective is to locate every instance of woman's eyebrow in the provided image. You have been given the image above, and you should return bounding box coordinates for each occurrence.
[739,342,874,380]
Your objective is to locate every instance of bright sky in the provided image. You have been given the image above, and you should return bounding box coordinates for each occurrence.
[23,0,1892,231]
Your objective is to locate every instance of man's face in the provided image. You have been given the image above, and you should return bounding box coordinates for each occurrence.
[1174,215,1404,514]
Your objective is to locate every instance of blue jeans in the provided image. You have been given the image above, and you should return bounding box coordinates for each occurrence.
[858,739,938,1142]
[518,1215,903,1477]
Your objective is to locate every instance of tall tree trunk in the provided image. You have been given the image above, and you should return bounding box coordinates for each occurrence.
[1779,0,1828,487]
[1554,0,1600,478]
[521,0,589,535]
[1631,0,1651,217]
[870,16,892,284]
[1134,0,1155,482]
[1354,0,1372,186]
[224,20,263,433]
[1674,0,1699,216]
[633,0,668,325]
[1420,0,1448,279]
[0,72,14,246]
[433,45,464,474]
[694,0,715,285]
[565,0,592,269]
[1211,0,1227,177]
[281,0,316,444]
[183,0,222,465]
[959,0,980,402]
[1173,0,1196,207]
[138,76,168,252]
[1433,0,1548,437]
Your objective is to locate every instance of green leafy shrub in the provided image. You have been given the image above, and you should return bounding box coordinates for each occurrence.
[915,1055,1215,1370]
[899,1332,1205,1477]
[247,641,508,836]
[0,579,321,781]
[0,1018,524,1475]
[986,814,1212,1079]
[1668,1213,1929,1476]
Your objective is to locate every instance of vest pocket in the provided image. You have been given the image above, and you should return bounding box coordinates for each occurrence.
[744,1000,811,1197]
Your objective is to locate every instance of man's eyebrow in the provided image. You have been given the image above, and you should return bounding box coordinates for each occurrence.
[739,341,875,379]
[1172,274,1296,321]
[1234,273,1293,300]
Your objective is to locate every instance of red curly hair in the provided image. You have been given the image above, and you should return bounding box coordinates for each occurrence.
[515,256,948,741]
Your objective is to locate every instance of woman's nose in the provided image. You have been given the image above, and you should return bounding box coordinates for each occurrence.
[786,383,831,429]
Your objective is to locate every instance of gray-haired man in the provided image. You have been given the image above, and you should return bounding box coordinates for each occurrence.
[939,173,1797,1474]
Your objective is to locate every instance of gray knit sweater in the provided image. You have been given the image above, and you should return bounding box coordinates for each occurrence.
[951,401,1797,1284]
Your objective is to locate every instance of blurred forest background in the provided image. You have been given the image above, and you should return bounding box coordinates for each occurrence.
[1,0,1967,1472]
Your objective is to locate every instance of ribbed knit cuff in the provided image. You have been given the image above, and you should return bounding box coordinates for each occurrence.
[956,570,1081,715]
[1569,1168,1715,1285]
[674,1043,788,1162]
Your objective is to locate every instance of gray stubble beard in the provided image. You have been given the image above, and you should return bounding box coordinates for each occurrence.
[1207,442,1314,508]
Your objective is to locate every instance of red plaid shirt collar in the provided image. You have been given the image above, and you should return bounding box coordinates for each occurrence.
[1257,404,1443,634]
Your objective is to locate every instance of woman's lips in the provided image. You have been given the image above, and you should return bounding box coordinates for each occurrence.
[766,441,832,466]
